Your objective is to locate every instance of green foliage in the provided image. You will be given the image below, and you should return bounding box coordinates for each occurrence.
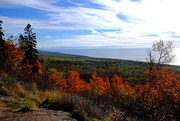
[0,20,6,63]
[1,99,38,111]
[39,55,149,86]
[1,20,180,120]
[39,51,180,86]
[0,20,4,38]
[0,73,16,96]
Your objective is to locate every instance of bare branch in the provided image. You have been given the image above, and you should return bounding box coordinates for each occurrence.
[146,40,175,70]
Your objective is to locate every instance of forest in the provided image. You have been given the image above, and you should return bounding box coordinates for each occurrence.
[0,21,180,121]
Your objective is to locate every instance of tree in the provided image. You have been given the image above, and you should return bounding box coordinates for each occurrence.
[19,24,39,73]
[146,40,175,71]
[5,39,24,71]
[0,20,6,63]
[137,67,180,120]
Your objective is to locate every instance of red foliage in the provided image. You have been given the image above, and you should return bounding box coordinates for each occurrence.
[3,39,179,119]
[66,71,87,93]
[48,67,179,119]
[2,39,43,76]
[48,69,63,87]
[136,67,180,118]
[89,72,110,95]
[110,74,135,102]
[49,70,87,93]
[5,40,24,71]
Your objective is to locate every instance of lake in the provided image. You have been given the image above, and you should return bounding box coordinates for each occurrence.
[57,48,180,66]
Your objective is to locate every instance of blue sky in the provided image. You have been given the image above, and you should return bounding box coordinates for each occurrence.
[1,0,180,49]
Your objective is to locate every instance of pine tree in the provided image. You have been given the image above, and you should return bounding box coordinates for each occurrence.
[0,20,6,63]
[19,23,39,73]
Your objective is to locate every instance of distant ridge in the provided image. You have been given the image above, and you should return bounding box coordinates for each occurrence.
[38,50,89,58]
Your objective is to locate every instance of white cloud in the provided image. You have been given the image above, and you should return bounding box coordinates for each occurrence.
[1,16,82,33]
[0,0,58,11]
[1,0,180,47]
[45,36,52,38]
[50,30,153,47]
[92,29,99,34]
[91,0,180,39]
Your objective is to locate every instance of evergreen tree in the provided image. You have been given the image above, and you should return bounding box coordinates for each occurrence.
[0,20,6,63]
[19,23,39,73]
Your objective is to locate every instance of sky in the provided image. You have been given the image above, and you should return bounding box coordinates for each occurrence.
[1,0,180,49]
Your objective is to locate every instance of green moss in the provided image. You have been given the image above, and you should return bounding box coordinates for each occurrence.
[12,100,23,109]
[1,99,10,104]
[0,88,7,96]
[17,92,25,98]
[0,99,38,111]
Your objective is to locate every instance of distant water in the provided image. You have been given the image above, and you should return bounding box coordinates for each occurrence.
[59,48,147,61]
[58,48,180,66]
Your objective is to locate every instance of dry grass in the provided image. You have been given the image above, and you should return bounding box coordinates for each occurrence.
[0,79,126,120]
[0,72,129,120]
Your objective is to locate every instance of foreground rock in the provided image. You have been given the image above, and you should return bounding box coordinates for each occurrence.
[0,108,77,121]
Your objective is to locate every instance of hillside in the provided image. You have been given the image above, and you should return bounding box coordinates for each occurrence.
[0,47,180,121]
[38,50,89,58]
[38,50,180,86]
[1,50,180,120]
[0,19,179,121]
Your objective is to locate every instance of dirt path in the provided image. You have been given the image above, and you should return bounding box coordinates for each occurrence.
[0,108,77,121]
[0,95,77,121]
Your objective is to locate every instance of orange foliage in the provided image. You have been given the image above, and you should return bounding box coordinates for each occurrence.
[4,39,42,75]
[48,69,63,87]
[4,40,177,120]
[22,60,33,74]
[88,72,135,101]
[35,60,43,74]
[136,67,180,117]
[65,71,87,93]
[48,70,136,101]
[4,40,179,119]
[89,72,110,95]
[110,74,135,102]
[47,67,179,119]
[5,40,24,71]
[48,70,87,93]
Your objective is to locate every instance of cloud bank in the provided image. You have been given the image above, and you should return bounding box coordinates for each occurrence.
[1,0,180,47]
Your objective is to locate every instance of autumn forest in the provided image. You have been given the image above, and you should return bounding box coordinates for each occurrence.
[0,20,180,120]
